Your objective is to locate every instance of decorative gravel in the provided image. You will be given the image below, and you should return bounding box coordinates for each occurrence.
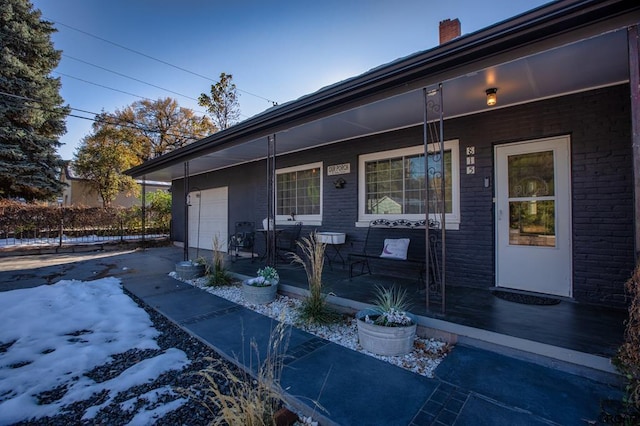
[179,273,451,378]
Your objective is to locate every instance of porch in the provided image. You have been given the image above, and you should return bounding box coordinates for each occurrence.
[219,252,627,375]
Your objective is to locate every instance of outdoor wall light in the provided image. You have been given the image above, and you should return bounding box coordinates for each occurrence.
[334,177,346,189]
[486,88,498,106]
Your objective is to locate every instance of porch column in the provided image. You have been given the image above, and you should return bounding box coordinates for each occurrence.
[629,24,640,261]
[183,161,189,261]
[266,135,277,266]
[141,176,146,249]
[422,84,446,314]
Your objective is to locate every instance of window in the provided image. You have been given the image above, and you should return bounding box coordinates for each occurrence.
[276,162,322,223]
[358,141,459,228]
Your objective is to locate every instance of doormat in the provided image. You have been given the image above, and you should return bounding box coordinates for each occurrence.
[493,291,561,305]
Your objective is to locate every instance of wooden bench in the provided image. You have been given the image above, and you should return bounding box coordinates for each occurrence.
[348,219,440,283]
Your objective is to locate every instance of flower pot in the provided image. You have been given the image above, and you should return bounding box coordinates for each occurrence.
[356,309,417,356]
[242,280,278,304]
[175,261,206,280]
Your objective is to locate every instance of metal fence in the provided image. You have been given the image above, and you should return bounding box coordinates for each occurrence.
[0,202,170,248]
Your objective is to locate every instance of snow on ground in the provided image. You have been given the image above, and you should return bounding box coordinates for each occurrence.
[177,273,450,377]
[0,235,167,248]
[0,278,190,425]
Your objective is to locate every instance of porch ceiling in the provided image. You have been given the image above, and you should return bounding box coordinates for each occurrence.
[138,27,629,182]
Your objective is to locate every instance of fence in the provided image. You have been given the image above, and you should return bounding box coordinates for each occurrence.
[0,201,170,248]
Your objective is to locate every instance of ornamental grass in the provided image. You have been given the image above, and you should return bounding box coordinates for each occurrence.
[289,232,340,325]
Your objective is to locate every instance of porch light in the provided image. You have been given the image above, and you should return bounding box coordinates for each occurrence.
[486,88,498,106]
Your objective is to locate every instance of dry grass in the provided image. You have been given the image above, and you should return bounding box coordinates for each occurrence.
[189,319,290,426]
[289,232,340,325]
[207,235,233,286]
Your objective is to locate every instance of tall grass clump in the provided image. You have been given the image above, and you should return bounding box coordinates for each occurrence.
[190,319,290,426]
[289,232,339,325]
[613,263,640,423]
[207,235,233,286]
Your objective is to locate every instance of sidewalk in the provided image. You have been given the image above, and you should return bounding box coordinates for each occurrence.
[118,249,622,426]
[0,247,623,425]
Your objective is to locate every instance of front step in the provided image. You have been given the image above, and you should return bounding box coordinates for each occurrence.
[278,283,623,385]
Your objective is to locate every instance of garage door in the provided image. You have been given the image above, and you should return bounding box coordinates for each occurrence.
[188,187,228,252]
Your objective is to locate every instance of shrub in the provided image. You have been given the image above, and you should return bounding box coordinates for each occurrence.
[614,263,640,422]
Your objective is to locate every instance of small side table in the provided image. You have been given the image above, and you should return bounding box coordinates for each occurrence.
[316,232,346,269]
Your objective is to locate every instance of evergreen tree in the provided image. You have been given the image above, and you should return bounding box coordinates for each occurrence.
[0,0,69,200]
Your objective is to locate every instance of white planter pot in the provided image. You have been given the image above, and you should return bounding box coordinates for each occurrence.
[242,280,278,304]
[356,309,417,356]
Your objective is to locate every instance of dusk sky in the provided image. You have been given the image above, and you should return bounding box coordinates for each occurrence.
[30,0,551,160]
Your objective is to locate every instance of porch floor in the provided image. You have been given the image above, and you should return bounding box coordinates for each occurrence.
[224,254,627,362]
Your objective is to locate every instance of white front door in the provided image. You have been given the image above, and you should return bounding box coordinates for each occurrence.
[188,187,228,252]
[495,136,572,297]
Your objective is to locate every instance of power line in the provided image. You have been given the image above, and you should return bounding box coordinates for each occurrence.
[48,18,280,106]
[62,54,200,102]
[53,71,245,118]
[53,71,147,100]
[0,90,205,142]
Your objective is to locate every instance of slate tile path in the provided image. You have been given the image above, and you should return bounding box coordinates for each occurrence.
[0,247,625,425]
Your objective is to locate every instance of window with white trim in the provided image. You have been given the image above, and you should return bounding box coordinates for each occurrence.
[276,162,322,222]
[358,141,459,228]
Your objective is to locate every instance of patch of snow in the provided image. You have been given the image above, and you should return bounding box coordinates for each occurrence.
[0,278,189,424]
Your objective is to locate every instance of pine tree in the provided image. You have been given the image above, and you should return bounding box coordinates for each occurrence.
[0,0,69,201]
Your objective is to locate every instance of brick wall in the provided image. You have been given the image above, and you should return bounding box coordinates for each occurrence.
[172,84,634,308]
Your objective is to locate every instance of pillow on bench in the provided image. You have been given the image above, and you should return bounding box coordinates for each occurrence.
[380,238,410,260]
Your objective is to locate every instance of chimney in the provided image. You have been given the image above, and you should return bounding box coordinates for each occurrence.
[439,18,461,44]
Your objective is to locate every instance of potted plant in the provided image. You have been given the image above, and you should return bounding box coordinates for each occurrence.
[175,257,206,280]
[242,266,279,304]
[356,285,417,356]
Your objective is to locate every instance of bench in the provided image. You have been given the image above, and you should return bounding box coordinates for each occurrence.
[348,219,440,283]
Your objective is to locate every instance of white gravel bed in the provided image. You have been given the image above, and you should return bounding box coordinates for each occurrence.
[173,273,451,378]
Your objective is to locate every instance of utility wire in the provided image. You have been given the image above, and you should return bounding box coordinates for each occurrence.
[53,71,246,119]
[63,54,199,102]
[48,18,279,106]
[52,71,212,116]
[53,71,147,100]
[0,90,204,142]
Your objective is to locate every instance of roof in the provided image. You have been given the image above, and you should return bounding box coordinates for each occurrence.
[126,0,640,182]
[63,162,170,187]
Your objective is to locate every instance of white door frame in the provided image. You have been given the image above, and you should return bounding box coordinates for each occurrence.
[495,136,572,297]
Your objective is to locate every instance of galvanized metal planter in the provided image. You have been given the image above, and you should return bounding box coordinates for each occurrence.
[175,261,206,280]
[242,280,278,304]
[356,309,417,356]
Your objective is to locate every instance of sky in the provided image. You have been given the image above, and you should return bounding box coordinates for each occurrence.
[0,277,190,424]
[30,0,552,160]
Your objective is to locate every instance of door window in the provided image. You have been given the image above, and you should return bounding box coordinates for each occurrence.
[507,151,556,247]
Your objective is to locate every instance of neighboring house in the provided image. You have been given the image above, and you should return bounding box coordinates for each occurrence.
[60,162,170,207]
[127,0,640,310]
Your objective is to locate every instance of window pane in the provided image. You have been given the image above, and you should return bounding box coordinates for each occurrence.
[508,151,554,197]
[277,167,320,216]
[509,200,556,247]
[365,151,452,216]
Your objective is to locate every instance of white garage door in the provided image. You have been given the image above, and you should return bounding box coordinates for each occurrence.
[188,187,228,252]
